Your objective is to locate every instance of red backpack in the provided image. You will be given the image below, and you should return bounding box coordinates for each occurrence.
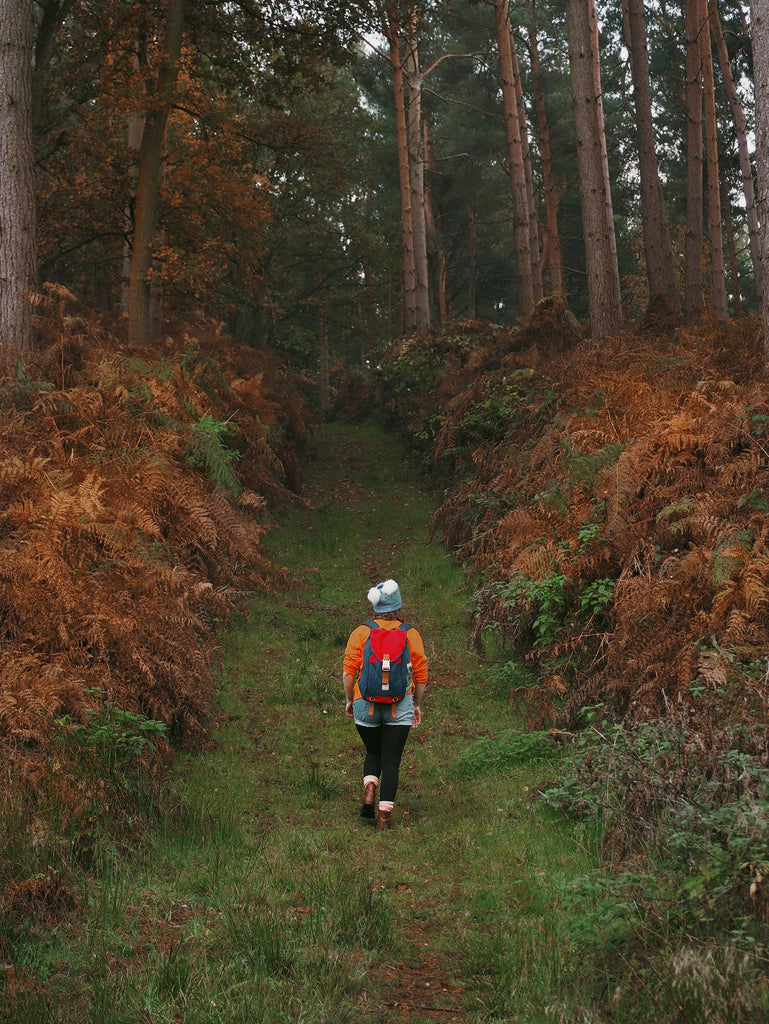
[358,621,412,703]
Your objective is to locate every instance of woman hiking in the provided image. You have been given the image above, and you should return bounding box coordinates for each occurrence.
[342,579,427,830]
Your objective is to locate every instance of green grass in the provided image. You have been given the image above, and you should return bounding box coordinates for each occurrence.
[3,422,599,1023]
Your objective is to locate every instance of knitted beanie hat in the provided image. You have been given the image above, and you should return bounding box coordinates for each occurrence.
[367,578,402,614]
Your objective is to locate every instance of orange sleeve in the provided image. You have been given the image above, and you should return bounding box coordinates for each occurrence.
[343,624,371,682]
[407,627,428,687]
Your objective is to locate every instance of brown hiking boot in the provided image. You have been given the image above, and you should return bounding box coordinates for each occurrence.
[377,809,392,830]
[360,782,376,819]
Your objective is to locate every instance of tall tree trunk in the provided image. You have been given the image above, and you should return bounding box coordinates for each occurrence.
[122,48,145,313]
[468,210,478,318]
[318,294,329,416]
[404,5,430,332]
[685,0,705,322]
[622,0,679,317]
[127,0,185,347]
[527,14,565,295]
[709,0,761,296]
[424,115,448,326]
[385,10,417,335]
[0,0,38,360]
[752,0,769,357]
[494,0,534,317]
[565,0,622,339]
[722,180,742,316]
[701,0,728,320]
[31,0,72,133]
[509,22,543,302]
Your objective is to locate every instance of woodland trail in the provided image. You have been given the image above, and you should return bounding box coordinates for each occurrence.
[186,420,586,1024]
[8,422,588,1023]
[226,420,483,1022]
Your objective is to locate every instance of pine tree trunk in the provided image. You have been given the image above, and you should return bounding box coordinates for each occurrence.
[31,0,71,133]
[509,24,543,302]
[386,11,417,335]
[424,116,448,326]
[622,0,679,318]
[710,0,761,296]
[722,180,743,316]
[752,0,769,357]
[565,0,622,339]
[685,0,705,322]
[122,96,145,313]
[127,0,184,347]
[494,0,534,317]
[528,17,565,295]
[701,0,728,320]
[0,0,38,360]
[468,210,478,318]
[404,6,430,332]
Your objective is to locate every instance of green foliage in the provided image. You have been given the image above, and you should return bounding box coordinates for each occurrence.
[63,699,167,767]
[561,437,623,488]
[501,571,571,646]
[452,728,559,778]
[185,415,242,494]
[579,577,615,620]
[534,714,769,1019]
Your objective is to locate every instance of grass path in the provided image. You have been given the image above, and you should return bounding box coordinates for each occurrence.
[5,423,595,1024]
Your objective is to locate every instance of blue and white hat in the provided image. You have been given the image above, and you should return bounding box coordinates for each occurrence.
[367,579,402,614]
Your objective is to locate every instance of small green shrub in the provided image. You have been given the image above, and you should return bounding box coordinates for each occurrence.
[453,729,558,778]
[185,415,242,493]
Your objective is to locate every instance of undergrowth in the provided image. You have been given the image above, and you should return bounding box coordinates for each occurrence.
[0,285,310,902]
[380,310,769,1021]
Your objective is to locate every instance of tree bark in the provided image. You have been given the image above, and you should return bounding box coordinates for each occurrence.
[509,20,543,302]
[722,179,742,316]
[494,0,534,316]
[404,4,430,331]
[423,115,448,326]
[31,0,72,132]
[752,0,769,357]
[701,0,728,320]
[468,210,478,318]
[527,14,565,295]
[565,0,622,339]
[127,0,185,347]
[0,0,38,360]
[685,0,705,322]
[709,0,761,296]
[385,9,417,335]
[622,0,679,317]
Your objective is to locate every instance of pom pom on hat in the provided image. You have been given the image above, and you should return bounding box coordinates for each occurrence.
[367,579,402,613]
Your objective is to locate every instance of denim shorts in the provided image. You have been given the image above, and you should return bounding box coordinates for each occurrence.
[353,694,415,727]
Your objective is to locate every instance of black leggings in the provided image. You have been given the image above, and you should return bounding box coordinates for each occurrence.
[355,724,411,803]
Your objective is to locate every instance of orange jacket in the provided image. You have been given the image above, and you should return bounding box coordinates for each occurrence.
[344,618,428,700]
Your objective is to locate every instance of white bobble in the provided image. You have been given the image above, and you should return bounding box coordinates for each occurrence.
[367,587,381,605]
[381,579,398,595]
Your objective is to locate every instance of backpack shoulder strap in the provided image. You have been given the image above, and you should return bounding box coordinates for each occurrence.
[399,622,410,633]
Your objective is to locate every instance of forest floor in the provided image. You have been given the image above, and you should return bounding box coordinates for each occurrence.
[3,422,593,1024]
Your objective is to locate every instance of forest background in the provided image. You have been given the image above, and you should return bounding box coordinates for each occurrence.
[2,0,769,1018]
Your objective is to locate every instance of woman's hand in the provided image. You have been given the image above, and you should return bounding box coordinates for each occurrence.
[345,699,354,718]
[412,706,422,728]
